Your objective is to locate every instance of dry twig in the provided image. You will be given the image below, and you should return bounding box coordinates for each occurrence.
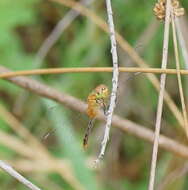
[0,160,42,190]
[148,0,171,189]
[95,0,119,163]
[2,67,188,79]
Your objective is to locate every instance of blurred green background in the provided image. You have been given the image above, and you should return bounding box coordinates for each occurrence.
[0,0,188,189]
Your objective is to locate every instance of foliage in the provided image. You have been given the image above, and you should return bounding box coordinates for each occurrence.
[0,0,188,189]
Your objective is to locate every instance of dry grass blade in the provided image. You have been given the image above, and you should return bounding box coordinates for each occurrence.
[148,0,171,190]
[0,130,34,158]
[171,15,188,137]
[0,160,42,190]
[3,67,188,79]
[6,159,53,173]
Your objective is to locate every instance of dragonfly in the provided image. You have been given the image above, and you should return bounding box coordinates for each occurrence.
[83,84,109,149]
[42,72,141,145]
[41,84,109,145]
[83,72,142,149]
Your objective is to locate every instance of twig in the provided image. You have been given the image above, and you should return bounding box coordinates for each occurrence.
[95,0,119,163]
[52,0,183,131]
[3,67,188,79]
[1,66,188,159]
[35,0,94,67]
[171,14,188,137]
[148,0,171,190]
[108,20,159,167]
[0,160,42,190]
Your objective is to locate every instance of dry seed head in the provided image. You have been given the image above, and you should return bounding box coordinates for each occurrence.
[153,0,185,21]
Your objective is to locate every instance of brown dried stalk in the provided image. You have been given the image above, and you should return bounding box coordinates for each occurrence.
[148,0,171,189]
[0,160,42,190]
[2,67,188,79]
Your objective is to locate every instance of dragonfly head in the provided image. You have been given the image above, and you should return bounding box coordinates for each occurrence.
[95,84,109,99]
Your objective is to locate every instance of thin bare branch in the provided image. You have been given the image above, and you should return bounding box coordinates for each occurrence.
[171,14,188,137]
[35,0,94,66]
[95,0,119,163]
[1,66,188,159]
[0,160,42,190]
[3,67,188,79]
[148,0,171,190]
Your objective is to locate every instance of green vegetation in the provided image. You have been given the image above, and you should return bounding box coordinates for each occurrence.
[0,0,188,189]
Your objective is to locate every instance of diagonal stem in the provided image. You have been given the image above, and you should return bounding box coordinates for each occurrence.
[0,160,42,190]
[148,0,171,190]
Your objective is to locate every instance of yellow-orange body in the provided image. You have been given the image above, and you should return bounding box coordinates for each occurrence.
[83,84,109,148]
[86,93,99,118]
[87,84,109,118]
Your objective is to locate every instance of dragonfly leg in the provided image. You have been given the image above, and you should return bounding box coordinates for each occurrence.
[100,98,108,116]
